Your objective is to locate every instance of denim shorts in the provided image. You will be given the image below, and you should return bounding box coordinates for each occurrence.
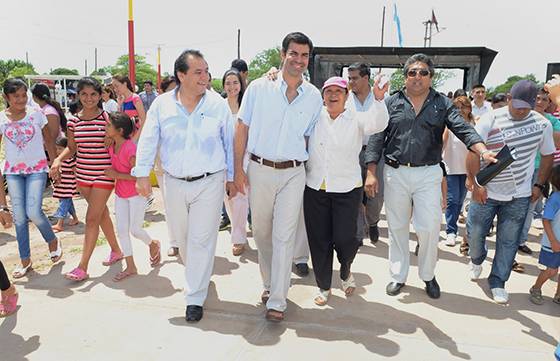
[539,248,560,269]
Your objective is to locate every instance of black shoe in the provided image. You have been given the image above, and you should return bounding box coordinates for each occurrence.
[185,305,203,322]
[386,282,405,296]
[518,244,533,255]
[294,263,309,277]
[424,277,441,299]
[219,217,231,231]
[369,225,379,244]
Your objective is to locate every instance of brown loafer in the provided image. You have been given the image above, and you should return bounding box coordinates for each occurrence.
[232,244,245,256]
[261,290,270,304]
[265,309,284,322]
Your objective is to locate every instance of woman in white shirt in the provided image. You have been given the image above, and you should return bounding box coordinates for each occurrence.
[222,68,249,256]
[304,76,388,305]
[101,86,119,113]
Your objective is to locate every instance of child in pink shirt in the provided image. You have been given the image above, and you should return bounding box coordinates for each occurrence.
[104,112,160,281]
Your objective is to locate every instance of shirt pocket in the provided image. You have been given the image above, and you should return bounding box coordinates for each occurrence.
[423,104,446,128]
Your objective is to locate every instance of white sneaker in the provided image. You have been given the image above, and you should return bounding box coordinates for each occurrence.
[491,288,509,304]
[469,261,482,281]
[445,233,456,246]
[533,218,543,230]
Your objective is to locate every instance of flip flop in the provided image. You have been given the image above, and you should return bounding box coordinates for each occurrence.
[102,251,124,266]
[49,240,63,263]
[12,263,32,279]
[341,274,356,296]
[0,293,19,317]
[232,244,245,256]
[65,267,89,282]
[68,219,79,226]
[149,241,161,267]
[314,289,330,306]
[265,309,284,322]
[113,270,137,282]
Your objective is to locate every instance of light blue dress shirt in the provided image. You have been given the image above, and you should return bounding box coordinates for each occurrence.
[238,75,323,162]
[349,91,374,112]
[132,88,234,181]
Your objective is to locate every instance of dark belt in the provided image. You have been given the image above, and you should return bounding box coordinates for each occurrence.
[250,153,302,169]
[171,171,219,182]
[384,155,438,169]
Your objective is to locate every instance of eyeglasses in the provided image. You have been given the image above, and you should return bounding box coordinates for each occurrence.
[406,69,430,78]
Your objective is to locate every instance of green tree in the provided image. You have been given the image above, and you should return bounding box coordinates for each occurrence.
[390,69,455,91]
[248,47,281,82]
[105,54,157,91]
[0,59,34,84]
[211,78,223,93]
[487,74,541,98]
[9,64,37,79]
[50,67,79,75]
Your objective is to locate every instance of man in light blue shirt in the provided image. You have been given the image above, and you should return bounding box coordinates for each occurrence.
[134,49,236,323]
[234,32,323,322]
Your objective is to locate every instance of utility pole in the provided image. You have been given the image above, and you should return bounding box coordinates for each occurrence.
[237,29,241,59]
[157,45,162,90]
[380,6,386,47]
[85,59,88,75]
[128,0,136,87]
[94,47,98,72]
[423,20,434,47]
[25,52,29,65]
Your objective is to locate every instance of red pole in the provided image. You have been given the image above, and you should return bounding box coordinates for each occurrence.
[128,0,136,88]
[157,46,162,90]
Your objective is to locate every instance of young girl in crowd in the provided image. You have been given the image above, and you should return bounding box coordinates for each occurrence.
[1,79,60,278]
[112,75,146,141]
[529,165,560,305]
[105,112,160,281]
[101,86,119,113]
[51,77,123,282]
[0,173,17,317]
[31,82,67,140]
[51,136,79,233]
[222,68,249,256]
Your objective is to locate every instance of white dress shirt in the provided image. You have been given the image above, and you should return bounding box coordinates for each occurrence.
[471,100,492,118]
[346,91,375,145]
[132,88,234,181]
[306,99,389,193]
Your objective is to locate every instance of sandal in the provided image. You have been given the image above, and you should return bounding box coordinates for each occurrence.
[261,290,270,304]
[0,293,19,317]
[167,247,179,257]
[65,267,89,282]
[149,241,161,267]
[12,263,32,279]
[341,273,356,296]
[265,309,284,322]
[49,240,63,263]
[113,270,137,282]
[512,261,525,273]
[102,251,124,266]
[460,241,469,256]
[232,243,245,256]
[553,294,560,305]
[314,289,330,306]
[529,287,544,305]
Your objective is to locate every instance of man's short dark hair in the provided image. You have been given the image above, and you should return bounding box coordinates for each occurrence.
[471,84,485,90]
[348,63,371,78]
[174,49,204,84]
[403,53,435,77]
[144,80,153,86]
[231,59,248,73]
[281,32,313,54]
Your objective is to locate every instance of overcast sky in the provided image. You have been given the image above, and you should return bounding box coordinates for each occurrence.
[1,0,559,91]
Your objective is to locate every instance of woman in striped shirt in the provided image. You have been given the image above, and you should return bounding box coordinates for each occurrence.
[50,77,123,282]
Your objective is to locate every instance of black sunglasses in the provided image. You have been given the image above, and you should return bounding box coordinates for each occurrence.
[406,69,430,78]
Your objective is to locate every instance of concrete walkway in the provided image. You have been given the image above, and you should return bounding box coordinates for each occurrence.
[1,204,559,360]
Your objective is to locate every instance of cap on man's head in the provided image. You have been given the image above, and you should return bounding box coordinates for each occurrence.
[231,59,248,73]
[322,76,348,91]
[510,80,538,109]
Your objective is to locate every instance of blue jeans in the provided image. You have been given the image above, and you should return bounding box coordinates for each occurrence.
[53,198,76,219]
[466,197,530,289]
[445,174,467,235]
[6,173,57,260]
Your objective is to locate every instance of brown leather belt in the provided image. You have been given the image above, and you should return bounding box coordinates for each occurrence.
[250,153,302,169]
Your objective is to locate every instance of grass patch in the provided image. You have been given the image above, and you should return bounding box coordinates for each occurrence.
[69,247,82,254]
[96,236,107,246]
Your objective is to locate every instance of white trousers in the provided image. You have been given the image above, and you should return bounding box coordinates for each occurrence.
[293,205,310,264]
[115,195,152,257]
[164,171,224,306]
[224,187,249,245]
[248,160,305,312]
[384,164,442,283]
[156,172,178,248]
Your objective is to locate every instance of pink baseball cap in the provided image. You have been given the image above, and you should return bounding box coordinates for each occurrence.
[322,76,348,91]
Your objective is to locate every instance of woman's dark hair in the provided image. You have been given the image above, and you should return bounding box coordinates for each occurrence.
[109,111,134,139]
[31,83,68,131]
[55,136,68,147]
[68,100,82,116]
[453,89,467,99]
[453,96,475,123]
[112,74,134,92]
[77,77,103,110]
[160,76,176,92]
[222,68,245,107]
[550,165,560,192]
[103,86,116,100]
[2,78,28,108]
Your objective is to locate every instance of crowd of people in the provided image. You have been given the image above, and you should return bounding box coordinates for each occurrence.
[0,32,560,336]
